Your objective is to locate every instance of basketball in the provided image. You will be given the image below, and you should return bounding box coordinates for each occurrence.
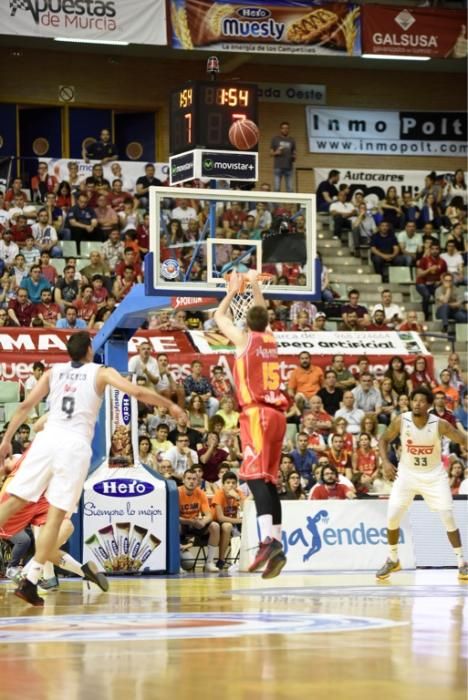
[228,119,259,150]
[180,550,194,571]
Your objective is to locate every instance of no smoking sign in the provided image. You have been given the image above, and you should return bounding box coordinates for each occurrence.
[59,85,75,103]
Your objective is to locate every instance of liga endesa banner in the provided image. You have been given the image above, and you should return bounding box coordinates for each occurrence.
[306,107,467,157]
[169,0,361,56]
[42,158,169,193]
[0,329,432,385]
[314,167,468,200]
[362,5,467,59]
[1,0,167,45]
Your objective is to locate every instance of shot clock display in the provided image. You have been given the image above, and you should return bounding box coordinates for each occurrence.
[170,81,258,154]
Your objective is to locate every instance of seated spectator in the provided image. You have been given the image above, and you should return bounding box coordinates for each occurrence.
[211,365,234,401]
[31,162,58,203]
[304,395,333,436]
[55,182,72,212]
[454,391,467,431]
[317,369,343,417]
[10,215,32,249]
[330,416,355,452]
[158,459,176,481]
[55,306,87,329]
[136,213,150,258]
[73,284,98,328]
[191,465,215,495]
[4,177,27,205]
[339,309,362,331]
[290,432,318,490]
[80,251,111,285]
[198,432,231,483]
[35,287,61,328]
[352,357,374,383]
[187,395,209,434]
[370,467,393,495]
[114,247,143,282]
[215,397,239,434]
[290,299,317,326]
[279,453,295,481]
[211,470,244,569]
[446,352,466,394]
[101,228,125,274]
[135,163,164,210]
[367,309,391,331]
[290,309,313,331]
[433,369,460,411]
[352,432,379,478]
[147,405,177,437]
[378,376,398,425]
[10,253,28,289]
[168,410,202,451]
[309,465,355,500]
[94,193,119,240]
[39,251,58,286]
[329,189,356,240]
[409,356,436,392]
[150,423,173,461]
[287,351,324,404]
[90,275,109,307]
[183,360,219,417]
[21,264,51,304]
[435,272,467,332]
[7,287,34,326]
[334,391,365,435]
[416,240,448,320]
[0,230,20,267]
[359,413,380,448]
[384,356,411,396]
[324,433,353,480]
[370,221,406,283]
[397,221,423,267]
[301,413,326,452]
[398,310,424,333]
[113,266,137,300]
[400,192,421,227]
[352,373,382,416]
[381,186,404,230]
[109,178,133,212]
[164,434,199,481]
[448,460,464,495]
[371,289,404,328]
[351,471,374,498]
[178,468,219,573]
[350,202,376,256]
[66,193,98,255]
[330,355,356,391]
[340,289,370,328]
[138,435,158,472]
[312,311,328,331]
[281,471,307,500]
[316,169,340,212]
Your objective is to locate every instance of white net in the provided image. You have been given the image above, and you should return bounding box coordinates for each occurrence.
[227,273,274,325]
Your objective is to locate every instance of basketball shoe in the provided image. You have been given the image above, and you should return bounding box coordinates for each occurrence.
[248,537,283,573]
[261,551,287,579]
[81,561,109,591]
[376,558,401,580]
[14,578,44,607]
[458,563,468,581]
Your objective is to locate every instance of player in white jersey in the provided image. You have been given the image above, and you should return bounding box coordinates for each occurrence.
[376,386,468,581]
[0,331,184,606]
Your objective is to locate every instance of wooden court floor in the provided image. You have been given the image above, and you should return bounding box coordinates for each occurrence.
[0,569,466,700]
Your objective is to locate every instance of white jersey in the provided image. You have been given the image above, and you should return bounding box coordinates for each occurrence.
[45,361,103,442]
[399,411,441,473]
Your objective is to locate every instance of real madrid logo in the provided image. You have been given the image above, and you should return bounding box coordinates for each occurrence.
[161,259,180,280]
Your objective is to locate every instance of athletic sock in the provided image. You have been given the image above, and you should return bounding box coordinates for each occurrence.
[257,514,273,542]
[26,559,43,585]
[453,547,465,568]
[388,545,399,563]
[207,545,218,563]
[43,561,55,580]
[59,553,85,577]
[271,524,282,542]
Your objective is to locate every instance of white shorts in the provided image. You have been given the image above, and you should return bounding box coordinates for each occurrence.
[389,465,453,513]
[7,429,93,513]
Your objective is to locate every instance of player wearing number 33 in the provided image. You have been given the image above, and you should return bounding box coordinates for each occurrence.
[214,270,289,579]
[0,331,185,606]
[376,386,468,582]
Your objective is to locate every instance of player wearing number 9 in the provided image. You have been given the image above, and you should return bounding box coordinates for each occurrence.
[214,271,289,579]
[0,331,185,606]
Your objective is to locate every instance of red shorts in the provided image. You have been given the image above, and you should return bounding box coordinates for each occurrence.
[0,494,49,539]
[239,405,286,485]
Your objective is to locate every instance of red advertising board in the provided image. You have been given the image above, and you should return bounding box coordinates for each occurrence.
[362,5,467,58]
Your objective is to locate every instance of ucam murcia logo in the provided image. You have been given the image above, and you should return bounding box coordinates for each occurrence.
[9,0,117,28]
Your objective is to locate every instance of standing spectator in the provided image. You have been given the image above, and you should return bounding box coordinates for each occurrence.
[341,289,370,328]
[397,222,423,267]
[135,164,164,210]
[309,465,354,500]
[329,190,356,241]
[7,288,35,326]
[352,374,382,416]
[66,194,97,255]
[21,265,50,304]
[370,222,405,283]
[435,273,467,331]
[54,265,80,310]
[55,306,87,329]
[270,121,296,193]
[316,170,340,212]
[35,288,61,328]
[287,351,324,403]
[290,432,318,489]
[317,369,343,417]
[183,360,219,417]
[83,128,118,164]
[415,240,447,320]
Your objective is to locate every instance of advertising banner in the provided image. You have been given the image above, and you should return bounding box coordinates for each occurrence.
[42,158,169,193]
[1,0,167,45]
[362,5,467,59]
[106,382,139,469]
[314,167,468,200]
[306,107,467,157]
[240,500,415,572]
[83,463,167,573]
[257,82,326,105]
[170,1,361,56]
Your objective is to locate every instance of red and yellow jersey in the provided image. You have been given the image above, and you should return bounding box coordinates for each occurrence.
[356,449,378,476]
[0,451,49,538]
[234,331,288,410]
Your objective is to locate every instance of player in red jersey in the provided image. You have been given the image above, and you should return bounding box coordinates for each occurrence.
[214,270,288,578]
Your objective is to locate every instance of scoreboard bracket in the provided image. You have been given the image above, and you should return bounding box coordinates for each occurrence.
[170,149,258,185]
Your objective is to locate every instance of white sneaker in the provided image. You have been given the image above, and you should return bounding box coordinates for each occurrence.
[228,563,240,574]
[6,566,23,582]
[204,561,219,573]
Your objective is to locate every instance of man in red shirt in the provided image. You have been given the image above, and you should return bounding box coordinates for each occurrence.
[430,391,457,426]
[367,309,391,331]
[114,247,143,282]
[35,288,62,328]
[10,215,32,248]
[416,240,447,320]
[30,162,58,203]
[309,465,355,500]
[324,433,353,480]
[8,288,35,326]
[73,285,98,328]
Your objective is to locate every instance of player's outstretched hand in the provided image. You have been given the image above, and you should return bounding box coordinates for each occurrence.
[245,269,258,284]
[227,269,241,295]
[383,460,397,481]
[0,440,12,466]
[169,404,186,421]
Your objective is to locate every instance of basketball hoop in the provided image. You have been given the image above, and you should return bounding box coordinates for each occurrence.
[223,272,274,324]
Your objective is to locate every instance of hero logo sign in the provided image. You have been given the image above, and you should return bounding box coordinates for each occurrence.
[94,479,154,498]
[121,394,131,425]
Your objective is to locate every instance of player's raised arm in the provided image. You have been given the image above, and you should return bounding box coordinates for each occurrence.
[378,416,401,480]
[97,366,184,420]
[213,270,248,348]
[439,419,468,447]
